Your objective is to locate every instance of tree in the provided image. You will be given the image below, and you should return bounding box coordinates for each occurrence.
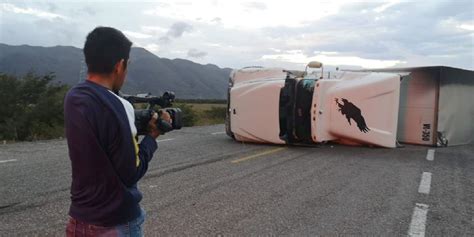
[0,73,69,141]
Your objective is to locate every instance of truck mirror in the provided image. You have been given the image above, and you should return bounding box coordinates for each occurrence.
[307,61,322,68]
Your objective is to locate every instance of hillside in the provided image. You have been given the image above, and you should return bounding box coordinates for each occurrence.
[0,44,232,99]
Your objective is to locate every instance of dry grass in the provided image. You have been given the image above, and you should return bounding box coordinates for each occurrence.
[176,103,227,126]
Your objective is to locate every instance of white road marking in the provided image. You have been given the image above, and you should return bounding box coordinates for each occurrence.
[211,131,226,135]
[408,203,429,237]
[418,172,432,195]
[157,138,175,143]
[0,159,17,164]
[426,149,435,161]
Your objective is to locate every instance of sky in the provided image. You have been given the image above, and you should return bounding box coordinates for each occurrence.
[0,0,473,70]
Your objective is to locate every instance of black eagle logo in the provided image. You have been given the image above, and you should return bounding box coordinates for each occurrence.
[335,98,370,133]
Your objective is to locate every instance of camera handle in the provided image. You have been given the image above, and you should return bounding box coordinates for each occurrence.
[156,110,173,134]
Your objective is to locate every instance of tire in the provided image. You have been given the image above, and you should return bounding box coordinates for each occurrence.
[225,113,235,139]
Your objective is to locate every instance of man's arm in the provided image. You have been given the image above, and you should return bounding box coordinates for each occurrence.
[127,135,157,184]
[65,91,116,183]
[123,111,171,186]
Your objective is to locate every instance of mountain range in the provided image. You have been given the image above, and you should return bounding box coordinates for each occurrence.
[0,43,233,99]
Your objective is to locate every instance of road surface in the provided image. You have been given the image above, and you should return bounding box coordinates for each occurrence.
[0,124,473,236]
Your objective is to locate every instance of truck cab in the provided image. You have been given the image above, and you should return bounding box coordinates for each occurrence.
[226,63,401,148]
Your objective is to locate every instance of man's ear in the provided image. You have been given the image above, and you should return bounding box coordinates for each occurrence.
[113,59,123,74]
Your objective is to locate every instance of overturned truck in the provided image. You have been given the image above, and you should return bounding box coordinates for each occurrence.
[225,63,474,148]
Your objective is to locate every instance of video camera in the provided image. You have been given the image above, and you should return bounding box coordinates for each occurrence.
[121,91,183,135]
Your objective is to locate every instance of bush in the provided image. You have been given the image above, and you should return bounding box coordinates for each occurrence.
[0,73,68,141]
[173,103,226,127]
[175,99,227,104]
[205,106,227,121]
[178,103,197,127]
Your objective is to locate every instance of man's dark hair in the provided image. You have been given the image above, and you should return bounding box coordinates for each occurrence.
[84,26,132,74]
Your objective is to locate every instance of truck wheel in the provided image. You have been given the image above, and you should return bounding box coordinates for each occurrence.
[225,114,235,139]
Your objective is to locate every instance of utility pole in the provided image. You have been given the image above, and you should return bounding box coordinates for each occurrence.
[78,59,86,83]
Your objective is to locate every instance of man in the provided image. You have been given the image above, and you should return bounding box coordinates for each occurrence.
[64,26,170,236]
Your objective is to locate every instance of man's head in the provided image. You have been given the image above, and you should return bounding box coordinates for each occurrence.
[84,27,132,92]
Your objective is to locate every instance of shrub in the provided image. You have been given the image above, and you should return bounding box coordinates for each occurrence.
[178,103,197,127]
[205,106,227,121]
[0,73,68,141]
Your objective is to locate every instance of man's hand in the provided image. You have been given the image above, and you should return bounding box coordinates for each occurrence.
[147,112,160,139]
[159,109,172,124]
[147,110,172,139]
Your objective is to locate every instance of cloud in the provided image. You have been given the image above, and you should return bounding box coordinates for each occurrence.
[211,17,222,23]
[159,36,171,43]
[242,1,267,11]
[0,1,472,70]
[373,0,400,13]
[47,2,57,12]
[123,30,152,39]
[261,51,404,68]
[187,48,208,58]
[80,6,97,16]
[258,1,473,69]
[1,3,66,20]
[145,43,160,52]
[457,24,474,31]
[167,22,193,38]
[143,1,345,29]
[141,25,167,34]
[0,17,83,47]
[155,21,193,44]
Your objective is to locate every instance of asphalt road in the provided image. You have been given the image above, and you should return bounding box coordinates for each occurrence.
[0,124,473,236]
